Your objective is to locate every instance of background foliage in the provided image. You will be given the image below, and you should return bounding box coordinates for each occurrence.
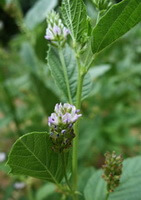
[0,0,141,199]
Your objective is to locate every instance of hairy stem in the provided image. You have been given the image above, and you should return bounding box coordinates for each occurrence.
[59,47,73,104]
[72,51,85,200]
[76,60,84,109]
[62,153,76,200]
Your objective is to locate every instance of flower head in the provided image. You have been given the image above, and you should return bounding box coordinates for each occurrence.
[45,10,70,46]
[48,103,82,152]
[102,151,123,193]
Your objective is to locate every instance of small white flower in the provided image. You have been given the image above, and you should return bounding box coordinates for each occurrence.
[14,182,25,190]
[48,113,59,125]
[0,152,6,162]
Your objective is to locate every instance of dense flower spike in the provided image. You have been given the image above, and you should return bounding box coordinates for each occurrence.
[45,10,70,46]
[48,103,82,152]
[102,151,123,193]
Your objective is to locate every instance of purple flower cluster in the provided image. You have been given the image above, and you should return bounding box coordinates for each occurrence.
[48,103,82,126]
[48,103,82,152]
[45,11,70,46]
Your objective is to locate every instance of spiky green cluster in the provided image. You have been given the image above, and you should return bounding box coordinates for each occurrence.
[102,151,123,192]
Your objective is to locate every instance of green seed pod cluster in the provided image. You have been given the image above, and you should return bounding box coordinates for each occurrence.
[102,151,123,192]
[50,124,75,153]
[93,0,113,11]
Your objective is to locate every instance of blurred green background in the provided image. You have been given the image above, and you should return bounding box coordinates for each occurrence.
[0,0,141,199]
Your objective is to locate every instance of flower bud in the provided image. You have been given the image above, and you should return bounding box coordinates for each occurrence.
[45,10,70,46]
[48,103,82,152]
[102,151,123,193]
[93,0,112,11]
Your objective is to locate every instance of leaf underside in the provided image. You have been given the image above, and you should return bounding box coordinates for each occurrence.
[47,45,91,102]
[61,0,88,42]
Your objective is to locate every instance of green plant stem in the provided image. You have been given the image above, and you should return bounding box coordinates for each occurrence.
[96,10,105,25]
[72,123,79,200]
[62,153,73,192]
[96,11,100,25]
[106,192,110,200]
[27,184,34,200]
[72,52,85,200]
[59,47,73,104]
[61,153,76,200]
[76,66,84,109]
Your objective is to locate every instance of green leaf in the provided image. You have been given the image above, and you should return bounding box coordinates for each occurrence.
[20,42,38,72]
[84,170,106,200]
[24,0,57,30]
[36,183,55,200]
[61,0,88,42]
[91,0,141,54]
[47,45,91,102]
[0,115,12,129]
[48,45,76,102]
[7,132,70,183]
[3,184,14,200]
[84,156,141,200]
[2,83,21,134]
[79,167,95,200]
[82,73,92,100]
[89,65,111,80]
[20,43,59,115]
[31,74,59,115]
[0,0,5,6]
[109,156,141,200]
[78,118,98,160]
[0,162,10,173]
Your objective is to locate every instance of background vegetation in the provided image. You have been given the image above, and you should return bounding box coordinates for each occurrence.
[0,0,141,199]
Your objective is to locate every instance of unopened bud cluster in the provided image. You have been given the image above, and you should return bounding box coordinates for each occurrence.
[102,151,123,192]
[48,103,82,152]
[45,10,70,46]
[93,0,112,11]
